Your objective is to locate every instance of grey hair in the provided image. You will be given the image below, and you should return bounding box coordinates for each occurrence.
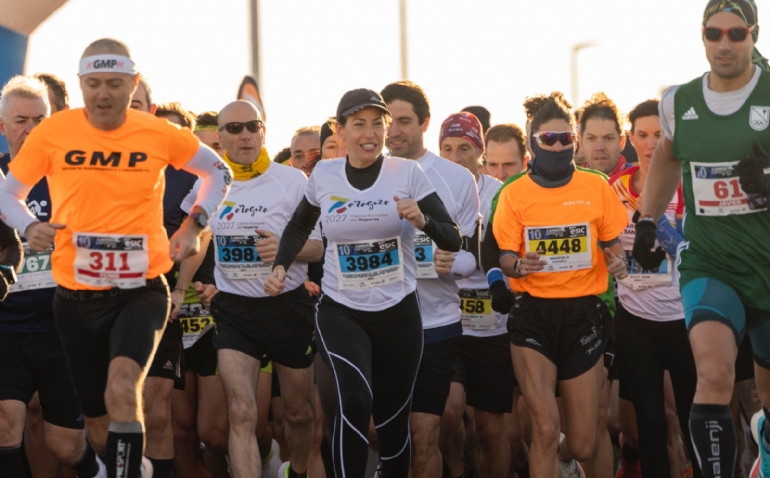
[0,75,51,120]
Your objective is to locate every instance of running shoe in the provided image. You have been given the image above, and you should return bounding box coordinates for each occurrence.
[141,456,154,478]
[262,440,282,477]
[752,411,770,478]
[558,459,585,478]
[94,455,107,478]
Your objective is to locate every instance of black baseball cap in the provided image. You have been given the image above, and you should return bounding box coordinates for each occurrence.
[336,88,390,123]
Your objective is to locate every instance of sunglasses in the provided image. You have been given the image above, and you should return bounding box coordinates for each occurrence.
[533,131,576,147]
[219,120,264,134]
[702,26,755,42]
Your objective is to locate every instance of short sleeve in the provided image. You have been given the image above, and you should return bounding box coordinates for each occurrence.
[305,166,320,207]
[455,172,480,237]
[492,185,523,253]
[167,124,203,170]
[659,86,679,141]
[409,161,436,202]
[598,180,629,242]
[309,219,323,242]
[9,127,52,186]
[180,178,202,214]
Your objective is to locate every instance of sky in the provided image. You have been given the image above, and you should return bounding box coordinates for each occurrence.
[23,0,770,153]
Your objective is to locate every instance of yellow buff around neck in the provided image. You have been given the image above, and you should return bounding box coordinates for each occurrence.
[223,147,270,181]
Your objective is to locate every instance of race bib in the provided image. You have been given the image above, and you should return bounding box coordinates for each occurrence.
[215,235,270,280]
[459,289,495,331]
[73,233,148,288]
[178,303,215,349]
[414,233,437,279]
[10,242,55,292]
[524,223,592,272]
[334,237,404,289]
[691,161,765,216]
[618,249,673,291]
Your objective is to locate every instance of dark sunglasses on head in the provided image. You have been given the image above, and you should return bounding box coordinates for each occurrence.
[219,120,264,134]
[533,131,576,147]
[703,26,755,42]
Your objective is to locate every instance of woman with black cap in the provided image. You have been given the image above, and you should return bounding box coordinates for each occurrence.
[265,88,461,478]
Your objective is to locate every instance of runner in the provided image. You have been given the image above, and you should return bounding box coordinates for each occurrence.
[439,111,530,478]
[578,93,632,180]
[484,123,529,183]
[380,81,480,478]
[289,126,322,176]
[0,38,232,478]
[267,87,462,477]
[635,2,770,476]
[320,118,347,160]
[0,75,103,478]
[34,72,70,113]
[182,99,323,478]
[194,111,226,158]
[611,99,700,477]
[492,92,628,478]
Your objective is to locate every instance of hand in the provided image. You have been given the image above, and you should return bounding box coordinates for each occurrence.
[169,288,186,321]
[24,222,64,252]
[169,225,200,262]
[631,220,666,271]
[265,266,286,297]
[736,143,770,196]
[604,248,629,280]
[304,280,321,297]
[255,229,279,264]
[434,249,455,275]
[394,196,426,230]
[519,251,547,276]
[194,281,218,310]
[490,281,516,314]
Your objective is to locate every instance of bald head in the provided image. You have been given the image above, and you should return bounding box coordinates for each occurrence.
[82,38,131,59]
[218,100,262,126]
[218,101,265,165]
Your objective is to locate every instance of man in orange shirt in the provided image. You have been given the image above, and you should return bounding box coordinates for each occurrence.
[0,38,232,478]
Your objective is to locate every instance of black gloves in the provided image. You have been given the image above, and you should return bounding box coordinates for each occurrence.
[736,143,770,210]
[490,280,516,314]
[631,219,666,271]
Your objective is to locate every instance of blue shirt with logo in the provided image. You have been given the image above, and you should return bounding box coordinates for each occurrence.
[0,153,57,333]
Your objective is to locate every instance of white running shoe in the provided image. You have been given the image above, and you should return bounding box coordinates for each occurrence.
[558,459,585,478]
[277,461,290,478]
[141,456,153,478]
[261,440,282,478]
[92,455,107,478]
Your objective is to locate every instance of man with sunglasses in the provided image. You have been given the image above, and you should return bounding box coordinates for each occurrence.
[181,100,323,478]
[637,1,770,477]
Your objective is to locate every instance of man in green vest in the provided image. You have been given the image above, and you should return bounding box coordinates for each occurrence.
[636,1,770,476]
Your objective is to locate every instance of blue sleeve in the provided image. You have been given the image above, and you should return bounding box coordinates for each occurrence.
[676,218,684,237]
[656,215,684,258]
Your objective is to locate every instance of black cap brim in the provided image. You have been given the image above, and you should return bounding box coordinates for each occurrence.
[338,103,391,122]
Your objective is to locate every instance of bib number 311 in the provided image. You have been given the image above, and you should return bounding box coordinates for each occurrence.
[73,233,149,288]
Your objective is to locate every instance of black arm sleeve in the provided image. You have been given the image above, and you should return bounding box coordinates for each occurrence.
[463,218,481,270]
[0,221,23,271]
[275,197,321,270]
[481,221,501,274]
[417,192,462,252]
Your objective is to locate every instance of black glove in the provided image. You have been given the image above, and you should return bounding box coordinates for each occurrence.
[0,275,8,302]
[490,280,516,314]
[631,219,666,271]
[736,143,770,209]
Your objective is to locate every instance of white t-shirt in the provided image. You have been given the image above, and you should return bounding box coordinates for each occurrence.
[414,150,480,331]
[306,156,436,312]
[182,162,320,298]
[458,174,508,337]
[661,65,761,140]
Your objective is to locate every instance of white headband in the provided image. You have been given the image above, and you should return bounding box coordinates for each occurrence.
[78,54,137,76]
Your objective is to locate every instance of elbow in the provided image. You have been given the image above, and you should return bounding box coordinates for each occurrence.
[307,241,324,263]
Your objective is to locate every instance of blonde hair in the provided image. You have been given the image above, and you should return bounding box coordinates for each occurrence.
[0,75,51,120]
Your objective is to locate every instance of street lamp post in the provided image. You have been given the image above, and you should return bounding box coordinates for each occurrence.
[571,42,596,106]
[399,0,408,80]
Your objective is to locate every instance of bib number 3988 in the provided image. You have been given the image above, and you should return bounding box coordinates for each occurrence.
[73,233,149,288]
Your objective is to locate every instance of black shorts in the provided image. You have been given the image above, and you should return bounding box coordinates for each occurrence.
[461,334,515,414]
[412,336,461,416]
[148,319,184,390]
[510,294,609,381]
[0,330,84,429]
[183,330,218,377]
[210,286,316,369]
[53,276,170,418]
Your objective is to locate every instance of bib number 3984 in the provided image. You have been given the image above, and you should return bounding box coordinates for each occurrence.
[73,233,149,288]
[334,237,404,289]
[691,161,766,216]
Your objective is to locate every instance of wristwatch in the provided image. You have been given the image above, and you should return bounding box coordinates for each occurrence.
[0,264,17,285]
[188,211,209,229]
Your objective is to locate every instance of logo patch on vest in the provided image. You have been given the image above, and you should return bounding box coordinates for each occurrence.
[750,106,770,131]
[682,107,699,121]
